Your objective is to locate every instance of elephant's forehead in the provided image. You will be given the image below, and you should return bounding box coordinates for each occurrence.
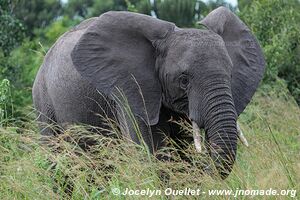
[175,38,227,54]
[172,29,224,44]
[168,42,228,68]
[163,30,230,73]
[164,47,191,71]
[169,31,226,56]
[170,29,226,55]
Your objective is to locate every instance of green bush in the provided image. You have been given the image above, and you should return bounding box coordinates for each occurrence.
[239,0,300,104]
[155,0,197,27]
[0,79,12,125]
[0,40,44,112]
[43,16,79,45]
[0,16,77,115]
[12,0,63,37]
[0,1,25,56]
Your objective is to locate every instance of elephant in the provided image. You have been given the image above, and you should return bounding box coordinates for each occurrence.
[32,7,265,179]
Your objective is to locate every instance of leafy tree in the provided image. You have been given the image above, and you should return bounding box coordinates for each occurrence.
[1,39,44,112]
[129,0,152,14]
[64,0,94,18]
[155,0,197,27]
[0,79,12,124]
[205,0,235,14]
[12,0,63,37]
[237,0,252,11]
[239,0,300,104]
[89,0,151,17]
[194,0,209,21]
[89,0,127,16]
[42,16,80,45]
[0,16,79,112]
[152,0,234,27]
[0,0,25,56]
[63,0,234,27]
[64,0,151,18]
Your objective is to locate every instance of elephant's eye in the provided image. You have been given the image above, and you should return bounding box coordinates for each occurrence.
[179,75,189,89]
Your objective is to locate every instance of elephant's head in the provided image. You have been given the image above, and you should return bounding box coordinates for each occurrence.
[71,7,265,179]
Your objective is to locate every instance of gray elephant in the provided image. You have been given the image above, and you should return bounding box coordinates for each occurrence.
[32,7,265,179]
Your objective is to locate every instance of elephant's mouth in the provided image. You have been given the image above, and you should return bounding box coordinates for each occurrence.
[191,120,229,177]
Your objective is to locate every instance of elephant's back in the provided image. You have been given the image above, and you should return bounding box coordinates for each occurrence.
[34,17,112,126]
[39,17,99,103]
[35,17,98,89]
[44,17,98,74]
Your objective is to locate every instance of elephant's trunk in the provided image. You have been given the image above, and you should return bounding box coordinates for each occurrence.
[190,77,238,179]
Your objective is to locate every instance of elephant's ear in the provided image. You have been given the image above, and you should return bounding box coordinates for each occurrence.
[199,7,265,116]
[71,11,175,125]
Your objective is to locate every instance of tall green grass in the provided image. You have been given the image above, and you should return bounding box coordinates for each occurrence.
[0,81,299,199]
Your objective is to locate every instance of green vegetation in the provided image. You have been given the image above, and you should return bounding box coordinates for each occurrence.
[8,0,63,37]
[239,0,300,105]
[0,79,12,125]
[0,0,299,199]
[0,83,299,199]
[0,1,25,56]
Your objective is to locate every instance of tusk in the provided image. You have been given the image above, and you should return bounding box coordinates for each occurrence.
[192,121,202,153]
[237,124,249,147]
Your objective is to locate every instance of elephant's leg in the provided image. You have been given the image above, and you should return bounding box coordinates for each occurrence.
[116,104,154,153]
[151,125,170,161]
[151,106,190,161]
[33,88,60,137]
[150,107,176,160]
[36,106,58,136]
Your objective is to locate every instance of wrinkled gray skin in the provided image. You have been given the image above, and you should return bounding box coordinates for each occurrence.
[33,7,265,179]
